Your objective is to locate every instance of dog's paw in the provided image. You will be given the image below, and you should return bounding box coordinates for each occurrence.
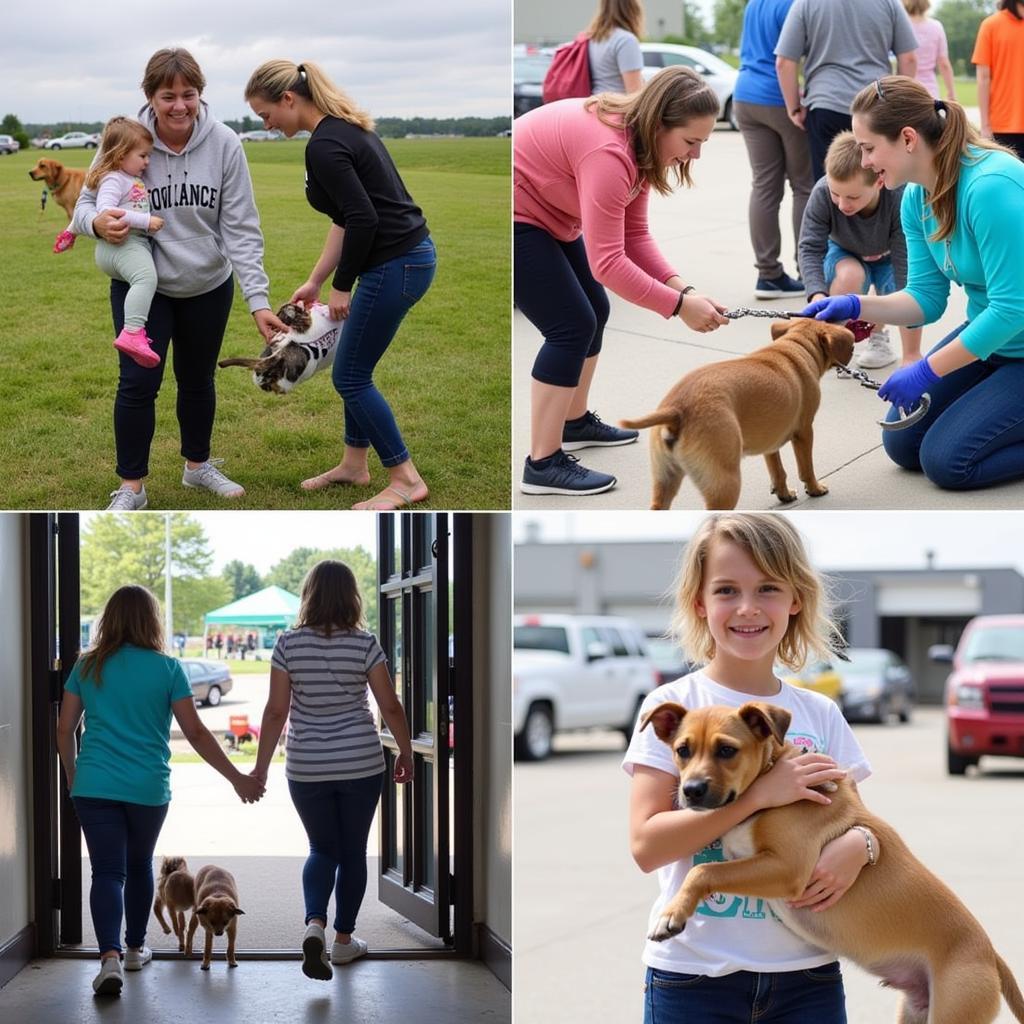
[771,487,798,503]
[228,961,238,969]
[160,924,171,934]
[820,780,838,793]
[201,962,210,971]
[648,913,687,942]
[806,483,829,497]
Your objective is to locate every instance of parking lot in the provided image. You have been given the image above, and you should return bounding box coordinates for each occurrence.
[514,707,1024,1023]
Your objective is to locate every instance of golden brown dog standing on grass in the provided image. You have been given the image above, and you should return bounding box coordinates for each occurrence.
[620,319,855,510]
[153,856,195,952]
[28,158,86,219]
[185,865,245,970]
[642,701,1024,1024]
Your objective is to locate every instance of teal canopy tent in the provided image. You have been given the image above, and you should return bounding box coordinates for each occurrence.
[203,585,300,653]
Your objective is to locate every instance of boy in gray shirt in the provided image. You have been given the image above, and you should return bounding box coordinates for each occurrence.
[798,131,922,368]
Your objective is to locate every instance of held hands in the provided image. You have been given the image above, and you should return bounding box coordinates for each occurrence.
[252,307,288,343]
[798,294,861,322]
[787,828,870,912]
[679,294,730,334]
[328,288,351,321]
[393,751,414,784]
[877,358,940,413]
[94,207,129,244]
[233,770,265,804]
[148,215,165,234]
[747,752,846,810]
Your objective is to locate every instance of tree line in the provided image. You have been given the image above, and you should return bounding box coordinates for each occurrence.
[81,515,379,638]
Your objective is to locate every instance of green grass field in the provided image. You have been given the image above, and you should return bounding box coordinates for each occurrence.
[0,138,510,510]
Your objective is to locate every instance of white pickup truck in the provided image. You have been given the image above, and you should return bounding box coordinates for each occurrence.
[513,614,661,761]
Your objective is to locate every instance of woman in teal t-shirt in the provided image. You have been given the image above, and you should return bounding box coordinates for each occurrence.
[800,75,1024,491]
[56,585,265,996]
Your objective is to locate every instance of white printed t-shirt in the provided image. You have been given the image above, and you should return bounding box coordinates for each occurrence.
[622,670,871,977]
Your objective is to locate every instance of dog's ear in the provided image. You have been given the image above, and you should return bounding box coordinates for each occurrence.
[739,702,792,744]
[232,906,245,916]
[769,321,793,340]
[196,901,210,916]
[640,701,688,742]
[816,323,854,368]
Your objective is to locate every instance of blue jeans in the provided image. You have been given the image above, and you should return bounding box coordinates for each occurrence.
[514,222,610,388]
[643,962,847,1024]
[882,321,1024,489]
[288,772,385,933]
[823,240,896,296]
[334,238,436,467]
[72,796,169,955]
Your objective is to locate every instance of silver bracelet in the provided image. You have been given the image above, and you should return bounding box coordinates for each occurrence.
[851,825,876,866]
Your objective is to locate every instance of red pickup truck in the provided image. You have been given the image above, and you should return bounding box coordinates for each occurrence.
[932,614,1024,775]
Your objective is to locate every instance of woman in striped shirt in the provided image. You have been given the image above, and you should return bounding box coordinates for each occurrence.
[253,560,413,981]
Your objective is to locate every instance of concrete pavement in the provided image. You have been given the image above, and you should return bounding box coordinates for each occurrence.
[513,707,1024,1023]
[513,118,1024,510]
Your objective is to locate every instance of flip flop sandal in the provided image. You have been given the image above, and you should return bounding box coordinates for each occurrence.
[357,486,417,511]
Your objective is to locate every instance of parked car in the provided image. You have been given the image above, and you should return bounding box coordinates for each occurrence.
[514,47,553,118]
[931,614,1024,775]
[181,658,233,707]
[639,43,739,130]
[778,660,842,703]
[644,632,695,685]
[43,132,98,150]
[238,129,283,142]
[513,614,659,761]
[0,134,20,155]
[836,648,913,724]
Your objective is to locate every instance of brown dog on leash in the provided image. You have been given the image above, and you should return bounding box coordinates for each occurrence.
[641,701,1024,1024]
[29,158,86,219]
[153,856,195,952]
[620,319,854,510]
[185,865,245,969]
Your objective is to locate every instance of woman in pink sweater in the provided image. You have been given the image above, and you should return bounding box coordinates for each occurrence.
[515,67,730,496]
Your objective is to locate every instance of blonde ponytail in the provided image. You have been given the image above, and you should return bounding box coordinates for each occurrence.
[245,59,374,132]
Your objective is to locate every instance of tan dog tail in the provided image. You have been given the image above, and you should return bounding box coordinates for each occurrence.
[620,409,684,434]
[218,357,261,370]
[997,955,1024,1022]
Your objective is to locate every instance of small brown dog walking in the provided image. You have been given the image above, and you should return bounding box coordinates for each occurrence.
[153,856,195,952]
[28,158,86,219]
[185,865,245,970]
[641,701,1024,1024]
[620,319,855,509]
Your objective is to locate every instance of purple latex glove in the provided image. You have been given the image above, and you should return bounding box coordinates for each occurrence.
[877,358,940,412]
[798,294,861,322]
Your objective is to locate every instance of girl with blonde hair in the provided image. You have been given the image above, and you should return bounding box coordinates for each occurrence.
[624,513,876,1022]
[252,560,414,981]
[801,75,1024,493]
[56,585,264,996]
[514,66,730,497]
[586,0,646,95]
[245,60,436,510]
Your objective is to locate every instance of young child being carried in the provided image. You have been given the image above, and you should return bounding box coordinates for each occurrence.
[54,116,164,368]
[799,131,922,370]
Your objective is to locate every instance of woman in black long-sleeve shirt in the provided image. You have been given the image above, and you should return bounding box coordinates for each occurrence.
[246,60,436,509]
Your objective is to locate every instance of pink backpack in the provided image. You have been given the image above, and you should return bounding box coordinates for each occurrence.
[542,33,592,104]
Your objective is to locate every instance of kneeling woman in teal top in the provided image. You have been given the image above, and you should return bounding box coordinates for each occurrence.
[56,585,265,996]
[801,76,1024,491]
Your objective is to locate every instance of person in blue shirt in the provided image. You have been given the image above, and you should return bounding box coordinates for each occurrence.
[734,0,813,300]
[801,75,1024,491]
[56,585,265,996]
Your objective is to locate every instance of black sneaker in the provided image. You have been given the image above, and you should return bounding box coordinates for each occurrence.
[562,410,639,451]
[520,451,616,496]
[754,272,805,300]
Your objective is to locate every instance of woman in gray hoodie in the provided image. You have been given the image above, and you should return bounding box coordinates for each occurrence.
[72,47,285,510]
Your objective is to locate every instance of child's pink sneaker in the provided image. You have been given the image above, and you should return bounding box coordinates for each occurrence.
[114,327,161,368]
[53,230,76,253]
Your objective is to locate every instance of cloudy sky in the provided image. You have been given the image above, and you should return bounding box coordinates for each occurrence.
[6,0,511,124]
[515,511,1024,575]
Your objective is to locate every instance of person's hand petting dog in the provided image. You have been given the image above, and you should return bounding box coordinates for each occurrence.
[799,293,861,322]
[252,307,289,343]
[289,280,321,308]
[679,293,729,334]
[877,357,940,412]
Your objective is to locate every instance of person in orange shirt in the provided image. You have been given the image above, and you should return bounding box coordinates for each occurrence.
[972,0,1024,158]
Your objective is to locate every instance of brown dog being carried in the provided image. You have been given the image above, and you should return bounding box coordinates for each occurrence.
[185,864,245,970]
[153,856,195,952]
[621,319,854,510]
[642,700,1024,1024]
[28,158,86,219]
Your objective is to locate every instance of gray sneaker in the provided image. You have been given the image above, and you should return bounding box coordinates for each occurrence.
[182,459,245,498]
[106,485,148,511]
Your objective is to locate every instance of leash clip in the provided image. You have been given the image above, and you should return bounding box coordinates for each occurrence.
[878,392,931,432]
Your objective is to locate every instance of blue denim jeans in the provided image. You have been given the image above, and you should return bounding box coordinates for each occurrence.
[882,321,1024,489]
[288,772,386,934]
[823,239,896,295]
[72,796,169,955]
[643,962,847,1024]
[334,238,436,467]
